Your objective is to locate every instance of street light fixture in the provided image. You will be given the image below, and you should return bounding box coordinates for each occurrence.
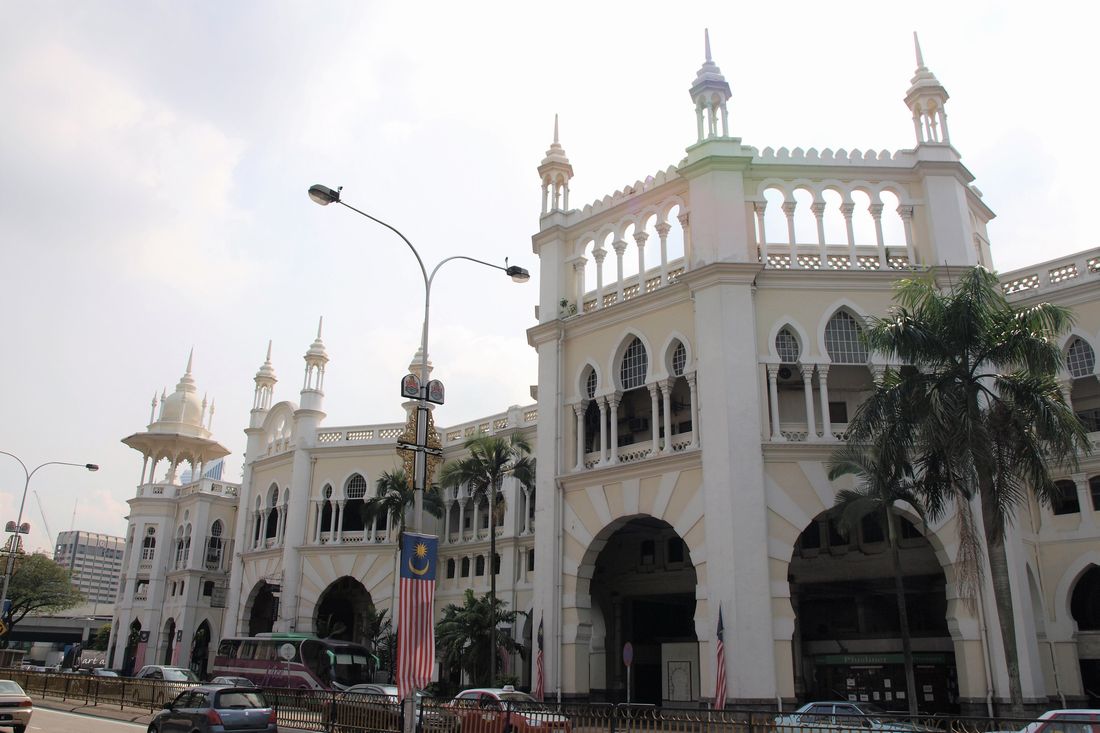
[307,184,530,533]
[0,451,98,630]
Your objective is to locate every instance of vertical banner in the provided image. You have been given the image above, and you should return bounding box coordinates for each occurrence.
[534,616,545,701]
[397,532,438,700]
[714,606,727,710]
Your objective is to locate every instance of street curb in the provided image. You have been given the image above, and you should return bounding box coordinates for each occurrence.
[31,695,156,725]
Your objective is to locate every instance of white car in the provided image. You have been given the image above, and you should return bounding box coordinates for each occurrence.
[775,702,937,733]
[1012,709,1100,733]
[0,679,33,733]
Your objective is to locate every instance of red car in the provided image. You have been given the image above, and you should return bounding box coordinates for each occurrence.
[449,686,570,733]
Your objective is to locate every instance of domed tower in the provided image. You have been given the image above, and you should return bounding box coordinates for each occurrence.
[251,340,277,429]
[299,317,328,414]
[537,115,574,216]
[689,29,732,142]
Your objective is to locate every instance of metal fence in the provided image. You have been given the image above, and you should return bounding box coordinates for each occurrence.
[0,670,1050,733]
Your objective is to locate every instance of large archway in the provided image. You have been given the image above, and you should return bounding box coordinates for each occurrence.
[314,576,374,647]
[191,620,213,679]
[161,618,176,665]
[788,509,957,712]
[247,582,279,637]
[584,516,698,704]
[123,619,142,676]
[1071,564,1100,706]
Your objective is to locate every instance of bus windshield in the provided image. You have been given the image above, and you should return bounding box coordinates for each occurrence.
[301,639,372,688]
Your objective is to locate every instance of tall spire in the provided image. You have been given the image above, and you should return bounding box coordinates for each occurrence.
[538,114,574,215]
[185,347,194,376]
[904,32,951,146]
[689,28,732,142]
[303,317,329,394]
[253,340,277,412]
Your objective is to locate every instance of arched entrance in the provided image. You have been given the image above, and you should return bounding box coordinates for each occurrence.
[583,516,698,704]
[123,619,141,676]
[247,582,279,636]
[1071,564,1100,705]
[788,509,957,712]
[315,576,374,647]
[161,618,176,665]
[191,620,212,679]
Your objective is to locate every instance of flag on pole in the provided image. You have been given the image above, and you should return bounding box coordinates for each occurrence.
[534,616,545,701]
[714,606,727,710]
[397,532,438,700]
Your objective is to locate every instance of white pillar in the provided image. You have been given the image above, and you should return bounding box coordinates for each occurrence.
[608,394,621,464]
[753,201,768,266]
[613,239,627,303]
[598,397,609,464]
[661,380,674,453]
[648,383,661,451]
[870,202,887,269]
[812,200,827,268]
[841,202,857,268]
[767,364,783,440]
[898,205,916,267]
[687,373,700,449]
[634,231,648,287]
[574,402,586,471]
[783,200,798,269]
[593,246,607,310]
[656,221,671,285]
[817,364,834,441]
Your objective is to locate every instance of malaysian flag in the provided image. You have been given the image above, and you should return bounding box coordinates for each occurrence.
[534,616,545,701]
[714,606,727,710]
[397,532,438,700]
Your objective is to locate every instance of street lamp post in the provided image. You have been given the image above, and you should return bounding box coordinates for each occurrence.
[307,184,530,533]
[0,451,98,630]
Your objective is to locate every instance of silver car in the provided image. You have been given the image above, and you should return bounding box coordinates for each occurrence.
[148,685,277,733]
[775,702,937,733]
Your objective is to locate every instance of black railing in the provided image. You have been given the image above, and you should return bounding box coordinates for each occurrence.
[0,670,1053,733]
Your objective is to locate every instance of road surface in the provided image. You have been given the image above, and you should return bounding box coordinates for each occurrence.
[8,706,317,732]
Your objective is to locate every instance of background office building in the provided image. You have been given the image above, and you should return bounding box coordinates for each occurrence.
[54,530,125,605]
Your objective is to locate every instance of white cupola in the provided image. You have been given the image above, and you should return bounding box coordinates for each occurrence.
[253,340,277,412]
[150,349,209,438]
[904,32,951,146]
[300,317,328,412]
[538,114,574,216]
[689,29,732,143]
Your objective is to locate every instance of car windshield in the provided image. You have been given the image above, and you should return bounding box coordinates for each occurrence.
[164,668,200,681]
[855,704,887,716]
[0,681,24,694]
[215,691,268,709]
[498,692,539,703]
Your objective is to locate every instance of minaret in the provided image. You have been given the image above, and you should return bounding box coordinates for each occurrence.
[251,341,277,428]
[299,317,328,413]
[537,114,574,216]
[904,32,951,145]
[689,29,732,142]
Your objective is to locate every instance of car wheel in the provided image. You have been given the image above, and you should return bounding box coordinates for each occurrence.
[146,724,159,733]
[12,725,25,733]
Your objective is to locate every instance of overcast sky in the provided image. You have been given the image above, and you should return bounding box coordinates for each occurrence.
[1,1,1094,552]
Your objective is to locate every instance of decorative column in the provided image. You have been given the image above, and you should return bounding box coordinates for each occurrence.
[656,221,671,285]
[472,501,480,540]
[767,364,783,440]
[841,202,857,268]
[687,373,700,448]
[571,256,587,312]
[1074,473,1094,530]
[782,200,799,268]
[574,402,587,471]
[613,239,628,303]
[598,397,609,464]
[634,231,649,288]
[817,364,834,441]
[648,383,661,451]
[336,500,346,544]
[328,500,337,539]
[593,246,607,310]
[661,379,674,453]
[608,394,621,464]
[870,201,887,268]
[458,498,466,542]
[677,211,691,266]
[800,363,817,440]
[753,201,768,265]
[812,200,827,268]
[898,205,916,267]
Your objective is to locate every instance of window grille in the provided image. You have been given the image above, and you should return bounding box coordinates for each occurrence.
[346,474,367,499]
[323,484,333,499]
[672,342,687,376]
[268,485,279,507]
[824,311,868,364]
[1067,338,1096,378]
[586,370,597,398]
[620,338,648,390]
[776,328,800,363]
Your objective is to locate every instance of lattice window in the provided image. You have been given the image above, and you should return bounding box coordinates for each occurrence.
[317,432,342,444]
[524,410,538,422]
[776,328,800,363]
[1067,338,1096,378]
[767,254,792,269]
[1089,257,1100,274]
[1050,264,1079,284]
[825,311,868,364]
[378,428,402,439]
[620,338,648,390]
[346,474,367,499]
[672,342,687,376]
[796,254,822,269]
[1002,274,1040,295]
[827,255,851,270]
[346,430,373,441]
[585,369,597,398]
[323,484,333,499]
[856,256,880,270]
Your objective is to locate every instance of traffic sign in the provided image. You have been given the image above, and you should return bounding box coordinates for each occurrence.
[623,641,634,667]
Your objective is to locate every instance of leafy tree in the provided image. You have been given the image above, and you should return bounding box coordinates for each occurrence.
[436,589,525,687]
[846,267,1090,708]
[1,553,84,643]
[829,444,927,715]
[438,433,534,684]
[87,623,112,651]
[360,468,444,538]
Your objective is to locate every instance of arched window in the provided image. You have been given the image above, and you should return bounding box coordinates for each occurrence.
[265,484,279,540]
[776,328,800,363]
[321,484,334,533]
[182,524,192,566]
[446,558,456,579]
[672,342,687,376]
[461,557,470,577]
[475,555,486,576]
[585,369,597,399]
[1052,479,1081,515]
[620,338,648,390]
[206,520,224,569]
[175,527,185,568]
[346,475,367,499]
[825,311,868,364]
[142,527,156,560]
[343,474,368,532]
[1067,338,1096,379]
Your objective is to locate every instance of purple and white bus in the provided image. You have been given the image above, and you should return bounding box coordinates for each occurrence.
[212,633,375,690]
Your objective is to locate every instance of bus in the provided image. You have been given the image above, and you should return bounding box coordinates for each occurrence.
[211,633,376,690]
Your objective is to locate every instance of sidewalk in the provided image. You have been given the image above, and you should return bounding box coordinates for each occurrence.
[30,694,318,732]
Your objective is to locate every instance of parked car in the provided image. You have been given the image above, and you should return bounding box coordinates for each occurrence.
[449,686,571,733]
[149,684,277,732]
[91,668,119,677]
[1010,709,1100,733]
[775,702,937,733]
[132,665,201,706]
[0,679,33,733]
[335,684,459,733]
[210,676,256,688]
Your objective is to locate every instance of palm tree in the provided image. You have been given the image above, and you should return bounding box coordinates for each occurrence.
[829,443,927,716]
[438,433,534,685]
[436,589,525,686]
[360,468,444,539]
[847,266,1090,709]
